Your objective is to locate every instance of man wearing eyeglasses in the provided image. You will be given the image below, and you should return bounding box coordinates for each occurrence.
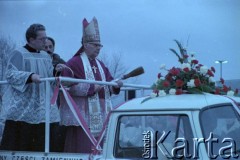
[0,24,65,151]
[60,17,123,153]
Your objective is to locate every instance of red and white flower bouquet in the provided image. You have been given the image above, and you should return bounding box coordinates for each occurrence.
[150,40,238,98]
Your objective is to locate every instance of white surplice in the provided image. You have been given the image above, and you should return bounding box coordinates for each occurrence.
[1,47,60,124]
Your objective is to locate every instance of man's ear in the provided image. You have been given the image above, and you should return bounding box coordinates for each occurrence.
[29,37,35,43]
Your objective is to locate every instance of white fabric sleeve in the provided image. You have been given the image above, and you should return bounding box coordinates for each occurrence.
[5,51,32,92]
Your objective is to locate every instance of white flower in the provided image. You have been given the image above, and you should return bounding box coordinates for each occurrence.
[227,90,235,97]
[187,79,195,88]
[169,88,176,95]
[160,77,165,80]
[156,79,162,85]
[181,63,191,71]
[150,92,158,98]
[156,78,164,84]
[160,64,166,70]
[200,66,208,74]
[208,77,215,83]
[159,90,167,96]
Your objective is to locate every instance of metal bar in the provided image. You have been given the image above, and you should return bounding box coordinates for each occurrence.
[44,81,50,153]
[120,88,148,91]
[0,81,7,84]
[1,77,151,89]
[40,77,152,89]
[125,90,128,101]
[141,89,144,97]
[220,62,222,79]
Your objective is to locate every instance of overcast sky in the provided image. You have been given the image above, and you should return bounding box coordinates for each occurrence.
[0,0,239,85]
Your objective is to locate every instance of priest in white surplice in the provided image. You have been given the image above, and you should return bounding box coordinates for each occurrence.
[0,24,65,151]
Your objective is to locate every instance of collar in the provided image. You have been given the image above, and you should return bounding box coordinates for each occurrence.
[24,44,40,53]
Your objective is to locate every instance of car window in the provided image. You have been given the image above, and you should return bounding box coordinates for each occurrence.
[114,114,194,159]
[200,105,240,159]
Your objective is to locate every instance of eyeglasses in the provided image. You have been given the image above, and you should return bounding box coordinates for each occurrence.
[88,42,103,48]
[36,37,48,42]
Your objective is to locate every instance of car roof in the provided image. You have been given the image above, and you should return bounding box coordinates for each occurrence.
[114,93,240,112]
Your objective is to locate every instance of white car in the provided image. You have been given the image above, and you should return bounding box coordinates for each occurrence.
[1,93,240,160]
[105,93,240,160]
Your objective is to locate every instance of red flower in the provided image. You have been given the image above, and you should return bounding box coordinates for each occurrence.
[235,89,239,95]
[176,79,184,87]
[183,68,190,72]
[211,67,215,73]
[215,88,220,94]
[191,60,198,64]
[220,78,224,84]
[194,79,201,87]
[163,81,170,87]
[223,85,228,92]
[169,67,180,76]
[165,74,172,81]
[176,89,183,95]
[157,73,162,79]
[198,64,203,67]
[207,70,214,77]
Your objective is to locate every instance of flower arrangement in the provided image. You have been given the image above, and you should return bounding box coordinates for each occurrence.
[150,40,238,98]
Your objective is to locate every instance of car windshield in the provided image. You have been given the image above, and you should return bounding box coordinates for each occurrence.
[114,114,194,159]
[200,105,240,159]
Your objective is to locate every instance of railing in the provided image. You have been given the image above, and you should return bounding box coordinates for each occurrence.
[0,77,151,153]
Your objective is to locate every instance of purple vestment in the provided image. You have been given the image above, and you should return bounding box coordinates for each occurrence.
[60,55,119,153]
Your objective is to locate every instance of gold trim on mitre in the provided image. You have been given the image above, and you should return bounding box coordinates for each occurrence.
[82,17,101,44]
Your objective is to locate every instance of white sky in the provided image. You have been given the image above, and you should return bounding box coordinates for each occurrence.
[0,0,240,85]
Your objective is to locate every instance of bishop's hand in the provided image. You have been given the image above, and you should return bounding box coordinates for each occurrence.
[94,84,103,93]
[114,80,123,88]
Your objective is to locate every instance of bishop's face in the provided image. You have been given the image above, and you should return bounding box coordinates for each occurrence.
[84,42,103,59]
